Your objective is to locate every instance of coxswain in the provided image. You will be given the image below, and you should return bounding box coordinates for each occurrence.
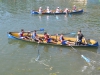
[76,30,87,45]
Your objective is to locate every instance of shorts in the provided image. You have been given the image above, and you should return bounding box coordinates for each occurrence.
[62,41,67,45]
[47,38,52,43]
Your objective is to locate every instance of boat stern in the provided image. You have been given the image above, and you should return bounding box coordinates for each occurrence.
[31,10,39,14]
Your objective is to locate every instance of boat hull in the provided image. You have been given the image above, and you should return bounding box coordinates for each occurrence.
[31,9,83,15]
[7,32,99,47]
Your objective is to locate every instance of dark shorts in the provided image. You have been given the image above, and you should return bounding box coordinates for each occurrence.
[62,41,67,45]
[47,38,52,43]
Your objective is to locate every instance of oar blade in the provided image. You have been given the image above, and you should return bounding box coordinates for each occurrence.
[40,28,44,31]
[81,55,90,63]
[70,32,76,35]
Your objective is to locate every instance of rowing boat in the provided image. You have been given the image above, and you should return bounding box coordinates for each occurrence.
[7,32,99,47]
[31,9,83,15]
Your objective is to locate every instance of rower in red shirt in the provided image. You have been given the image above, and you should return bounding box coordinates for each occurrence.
[44,32,51,43]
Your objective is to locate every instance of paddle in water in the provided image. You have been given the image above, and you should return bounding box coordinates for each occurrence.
[35,43,40,61]
[35,49,40,61]
[70,45,91,64]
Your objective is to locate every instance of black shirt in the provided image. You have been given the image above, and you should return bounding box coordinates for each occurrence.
[78,34,84,41]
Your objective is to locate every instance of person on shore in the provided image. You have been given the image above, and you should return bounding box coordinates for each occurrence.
[76,30,87,45]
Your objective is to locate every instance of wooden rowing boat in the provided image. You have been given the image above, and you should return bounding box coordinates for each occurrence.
[7,32,99,47]
[31,9,83,15]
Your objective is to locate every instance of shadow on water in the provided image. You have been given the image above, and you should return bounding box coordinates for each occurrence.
[8,39,98,53]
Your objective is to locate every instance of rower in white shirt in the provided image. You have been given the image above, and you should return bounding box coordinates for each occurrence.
[39,7,42,14]
[64,8,69,13]
[46,6,51,13]
[56,7,60,13]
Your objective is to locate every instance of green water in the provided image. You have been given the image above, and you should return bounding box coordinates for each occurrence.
[0,0,100,75]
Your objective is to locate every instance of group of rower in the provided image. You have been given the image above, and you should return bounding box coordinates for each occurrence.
[19,29,87,46]
[38,5,77,14]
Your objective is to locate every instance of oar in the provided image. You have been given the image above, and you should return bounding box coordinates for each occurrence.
[35,49,40,61]
[24,28,45,32]
[35,28,44,31]
[35,43,40,61]
[70,45,90,63]
[61,32,76,35]
[51,32,76,36]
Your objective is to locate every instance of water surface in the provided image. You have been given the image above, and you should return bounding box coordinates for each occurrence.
[0,0,100,75]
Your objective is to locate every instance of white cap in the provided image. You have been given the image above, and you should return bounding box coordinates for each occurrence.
[57,7,59,8]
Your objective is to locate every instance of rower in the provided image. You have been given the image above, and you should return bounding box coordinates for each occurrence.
[64,8,69,13]
[19,29,24,39]
[31,30,40,42]
[44,32,51,43]
[56,7,60,13]
[59,34,75,45]
[73,5,77,11]
[46,6,51,13]
[39,7,42,14]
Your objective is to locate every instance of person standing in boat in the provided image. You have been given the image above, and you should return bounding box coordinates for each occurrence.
[46,6,51,13]
[38,7,42,14]
[76,30,87,45]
